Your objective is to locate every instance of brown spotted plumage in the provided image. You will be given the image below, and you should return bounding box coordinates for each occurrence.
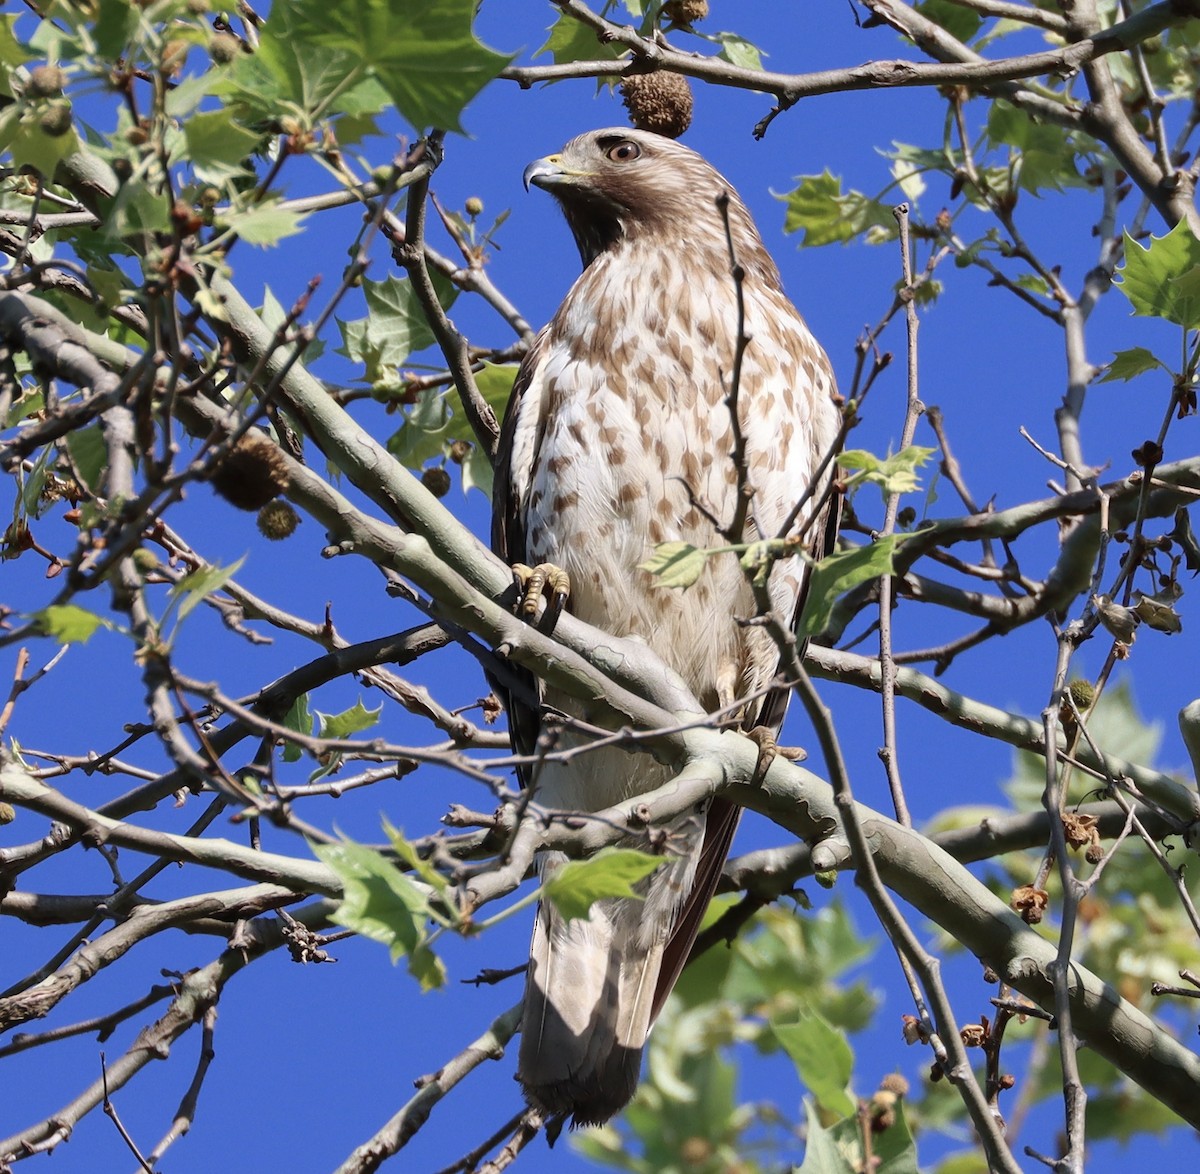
[492,128,840,1127]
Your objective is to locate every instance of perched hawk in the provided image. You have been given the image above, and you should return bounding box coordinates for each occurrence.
[492,128,840,1126]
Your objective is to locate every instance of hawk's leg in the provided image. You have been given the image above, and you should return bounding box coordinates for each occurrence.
[716,664,778,785]
[511,562,571,631]
[743,725,779,786]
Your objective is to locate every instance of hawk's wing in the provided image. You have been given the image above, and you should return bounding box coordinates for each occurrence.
[651,467,842,1020]
[489,327,551,783]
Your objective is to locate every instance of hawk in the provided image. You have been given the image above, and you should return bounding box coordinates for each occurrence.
[492,127,840,1126]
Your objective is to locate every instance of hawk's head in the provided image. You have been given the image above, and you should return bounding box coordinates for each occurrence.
[524,127,775,280]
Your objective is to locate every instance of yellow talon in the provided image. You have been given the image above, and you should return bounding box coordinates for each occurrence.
[512,562,571,628]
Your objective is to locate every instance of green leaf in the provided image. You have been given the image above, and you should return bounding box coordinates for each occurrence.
[179,109,259,184]
[1115,221,1200,328]
[799,536,899,638]
[338,272,457,380]
[915,0,982,43]
[383,817,450,897]
[280,693,312,763]
[268,0,511,133]
[33,604,107,645]
[315,697,383,739]
[708,31,763,71]
[543,848,664,922]
[799,1096,919,1174]
[387,388,454,468]
[473,361,519,413]
[64,423,107,494]
[772,1010,856,1118]
[798,1103,857,1174]
[216,202,306,247]
[987,99,1086,194]
[837,445,936,501]
[313,838,446,988]
[1099,346,1170,384]
[640,540,712,588]
[779,171,895,247]
[167,557,246,626]
[538,11,627,66]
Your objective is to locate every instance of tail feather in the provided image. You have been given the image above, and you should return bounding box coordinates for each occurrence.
[517,817,705,1127]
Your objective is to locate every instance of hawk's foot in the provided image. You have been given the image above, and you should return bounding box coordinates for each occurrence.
[744,725,778,785]
[512,562,571,630]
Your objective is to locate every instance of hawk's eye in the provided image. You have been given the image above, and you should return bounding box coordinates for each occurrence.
[606,141,641,163]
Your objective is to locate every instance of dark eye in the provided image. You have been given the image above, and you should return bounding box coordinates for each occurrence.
[606,140,641,163]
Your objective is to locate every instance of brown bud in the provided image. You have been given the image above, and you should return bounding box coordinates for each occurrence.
[1010,883,1050,924]
[1132,439,1163,467]
[679,1136,712,1165]
[257,499,300,540]
[900,1014,928,1045]
[448,438,473,465]
[481,692,503,725]
[619,72,693,139]
[878,1073,910,1097]
[209,432,290,511]
[960,1022,988,1048]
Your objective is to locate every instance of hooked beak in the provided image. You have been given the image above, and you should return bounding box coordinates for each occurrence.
[523,154,575,192]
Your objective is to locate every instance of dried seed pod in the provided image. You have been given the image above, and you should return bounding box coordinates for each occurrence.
[210,432,290,511]
[619,72,693,140]
[257,499,301,540]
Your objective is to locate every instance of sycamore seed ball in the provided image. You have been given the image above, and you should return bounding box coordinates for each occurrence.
[421,466,452,498]
[663,0,709,23]
[619,72,693,140]
[465,196,484,216]
[27,64,66,97]
[39,102,73,137]
[210,432,291,511]
[257,500,301,540]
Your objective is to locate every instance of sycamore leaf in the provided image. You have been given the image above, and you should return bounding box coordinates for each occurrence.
[799,1097,919,1174]
[338,272,458,381]
[538,11,627,66]
[383,818,450,897]
[641,541,711,588]
[64,424,107,494]
[167,556,246,626]
[543,848,664,922]
[773,1011,856,1119]
[280,692,312,763]
[473,362,519,414]
[313,838,445,988]
[1170,507,1200,573]
[271,0,511,133]
[1115,222,1200,328]
[1133,590,1183,634]
[1099,347,1170,384]
[34,604,106,645]
[799,537,898,638]
[316,697,383,739]
[387,388,454,468]
[780,171,895,247]
[837,446,935,501]
[179,109,259,184]
[216,202,305,247]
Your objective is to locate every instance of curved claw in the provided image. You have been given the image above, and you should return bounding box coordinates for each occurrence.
[512,562,572,631]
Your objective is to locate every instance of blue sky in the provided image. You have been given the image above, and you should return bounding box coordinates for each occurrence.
[3,2,1198,1171]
